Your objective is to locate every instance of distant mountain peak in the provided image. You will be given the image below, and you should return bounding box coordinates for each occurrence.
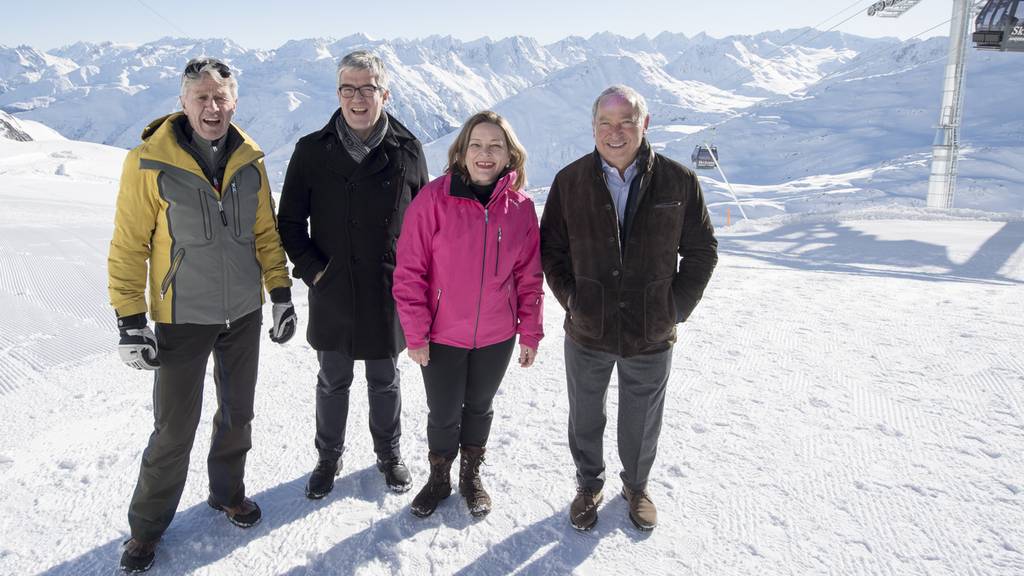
[0,110,32,141]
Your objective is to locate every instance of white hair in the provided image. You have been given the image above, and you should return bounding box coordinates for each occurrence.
[591,84,648,124]
[179,59,238,101]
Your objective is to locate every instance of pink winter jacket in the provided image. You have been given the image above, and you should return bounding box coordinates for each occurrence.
[393,171,544,351]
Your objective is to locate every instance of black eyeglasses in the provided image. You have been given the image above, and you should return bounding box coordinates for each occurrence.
[183,58,232,79]
[338,84,381,99]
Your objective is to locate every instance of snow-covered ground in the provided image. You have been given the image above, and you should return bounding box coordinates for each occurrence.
[1,133,1023,575]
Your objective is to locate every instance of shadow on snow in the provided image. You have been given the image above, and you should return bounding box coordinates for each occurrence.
[719,220,1024,285]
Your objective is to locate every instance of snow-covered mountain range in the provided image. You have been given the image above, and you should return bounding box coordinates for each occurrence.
[1,32,1021,210]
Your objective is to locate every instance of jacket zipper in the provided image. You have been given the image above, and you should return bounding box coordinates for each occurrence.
[494,226,502,276]
[231,181,241,236]
[429,288,442,330]
[507,284,515,331]
[160,249,186,300]
[471,208,489,347]
[218,184,230,328]
[197,189,213,240]
[217,198,228,226]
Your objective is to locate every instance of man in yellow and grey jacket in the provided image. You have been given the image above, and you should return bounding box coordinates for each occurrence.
[108,57,295,574]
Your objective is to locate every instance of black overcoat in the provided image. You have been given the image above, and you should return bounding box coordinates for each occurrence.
[278,110,429,358]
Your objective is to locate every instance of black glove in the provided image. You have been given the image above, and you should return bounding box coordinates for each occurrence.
[117,313,159,370]
[269,302,296,344]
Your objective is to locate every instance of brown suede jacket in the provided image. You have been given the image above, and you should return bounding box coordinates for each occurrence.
[540,141,718,357]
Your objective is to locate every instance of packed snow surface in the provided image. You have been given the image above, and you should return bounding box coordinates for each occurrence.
[0,125,1022,575]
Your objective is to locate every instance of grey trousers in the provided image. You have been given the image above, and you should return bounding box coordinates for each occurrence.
[314,351,401,461]
[128,309,261,542]
[564,335,672,492]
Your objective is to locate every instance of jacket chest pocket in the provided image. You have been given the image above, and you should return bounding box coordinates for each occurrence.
[645,199,685,259]
[158,172,216,246]
[224,169,259,242]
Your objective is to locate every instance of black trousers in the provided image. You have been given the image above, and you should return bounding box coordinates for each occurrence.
[314,351,402,461]
[421,337,516,458]
[128,309,261,542]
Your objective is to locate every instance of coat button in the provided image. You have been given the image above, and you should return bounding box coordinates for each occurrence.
[607,237,615,245]
[618,301,626,309]
[352,256,361,264]
[605,204,612,210]
[383,180,391,187]
[611,269,620,277]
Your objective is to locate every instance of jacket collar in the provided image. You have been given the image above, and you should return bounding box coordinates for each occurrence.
[445,171,522,206]
[137,112,264,184]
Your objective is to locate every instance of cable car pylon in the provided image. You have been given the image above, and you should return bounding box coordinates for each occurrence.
[927,0,973,208]
[698,142,748,222]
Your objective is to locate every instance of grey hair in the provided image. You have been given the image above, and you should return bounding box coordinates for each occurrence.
[591,84,648,124]
[337,50,389,90]
[179,63,238,101]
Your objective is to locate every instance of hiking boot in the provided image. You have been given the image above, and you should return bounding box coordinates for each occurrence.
[569,487,603,531]
[621,485,657,531]
[119,538,157,573]
[377,456,412,493]
[207,495,262,528]
[458,445,491,517]
[410,452,455,518]
[305,456,342,499]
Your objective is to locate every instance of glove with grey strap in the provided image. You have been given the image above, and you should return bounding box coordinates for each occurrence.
[268,287,296,344]
[117,313,160,370]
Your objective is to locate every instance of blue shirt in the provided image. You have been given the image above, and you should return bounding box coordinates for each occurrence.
[600,157,638,226]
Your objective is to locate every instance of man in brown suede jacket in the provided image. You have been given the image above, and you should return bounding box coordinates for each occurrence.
[540,84,717,532]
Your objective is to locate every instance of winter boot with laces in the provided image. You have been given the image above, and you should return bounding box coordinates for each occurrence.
[305,455,342,499]
[569,486,604,531]
[377,456,412,493]
[119,537,157,573]
[410,452,455,518]
[622,485,657,531]
[207,495,262,528]
[458,445,491,517]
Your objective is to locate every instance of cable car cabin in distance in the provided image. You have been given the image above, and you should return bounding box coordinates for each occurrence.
[974,0,1024,51]
[691,145,719,170]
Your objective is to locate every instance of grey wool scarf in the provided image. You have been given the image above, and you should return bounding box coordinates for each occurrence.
[336,113,389,163]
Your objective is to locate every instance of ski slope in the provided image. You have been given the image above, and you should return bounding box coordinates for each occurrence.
[0,136,1023,575]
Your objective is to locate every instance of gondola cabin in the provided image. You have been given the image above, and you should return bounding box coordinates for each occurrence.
[974,0,1024,51]
[691,145,719,170]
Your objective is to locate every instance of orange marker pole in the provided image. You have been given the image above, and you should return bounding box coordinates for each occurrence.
[726,207,731,226]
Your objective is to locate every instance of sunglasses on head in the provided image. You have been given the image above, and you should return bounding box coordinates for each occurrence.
[183,58,232,79]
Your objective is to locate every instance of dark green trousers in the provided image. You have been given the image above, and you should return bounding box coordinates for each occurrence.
[127,309,261,542]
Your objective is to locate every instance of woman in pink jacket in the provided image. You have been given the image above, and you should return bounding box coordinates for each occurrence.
[393,110,544,519]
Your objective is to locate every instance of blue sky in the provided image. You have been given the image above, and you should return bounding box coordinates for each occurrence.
[2,0,957,50]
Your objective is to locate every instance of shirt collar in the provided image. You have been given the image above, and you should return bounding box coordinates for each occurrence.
[600,156,638,182]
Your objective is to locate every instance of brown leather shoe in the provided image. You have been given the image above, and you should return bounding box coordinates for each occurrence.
[621,485,657,531]
[569,487,603,531]
[207,495,262,528]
